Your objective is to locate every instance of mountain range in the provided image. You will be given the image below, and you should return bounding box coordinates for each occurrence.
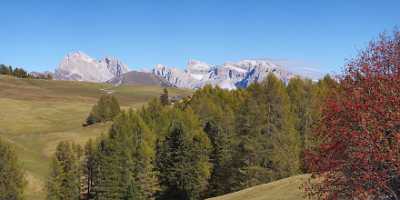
[53,51,317,89]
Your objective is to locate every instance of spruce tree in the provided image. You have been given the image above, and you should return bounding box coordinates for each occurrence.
[0,138,26,200]
[156,108,211,200]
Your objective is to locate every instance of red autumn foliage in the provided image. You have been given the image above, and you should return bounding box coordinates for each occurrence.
[305,30,400,200]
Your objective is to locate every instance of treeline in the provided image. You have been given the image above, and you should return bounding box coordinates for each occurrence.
[46,73,336,200]
[0,64,52,80]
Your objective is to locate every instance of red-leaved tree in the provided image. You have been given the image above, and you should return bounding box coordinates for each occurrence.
[305,30,400,200]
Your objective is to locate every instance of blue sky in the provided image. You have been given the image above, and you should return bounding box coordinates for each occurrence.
[1,0,399,74]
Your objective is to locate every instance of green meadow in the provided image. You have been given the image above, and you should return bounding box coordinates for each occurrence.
[207,175,308,200]
[0,75,191,200]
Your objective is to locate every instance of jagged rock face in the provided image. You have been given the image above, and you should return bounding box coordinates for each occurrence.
[54,52,129,82]
[153,64,199,88]
[152,59,294,90]
[186,59,212,80]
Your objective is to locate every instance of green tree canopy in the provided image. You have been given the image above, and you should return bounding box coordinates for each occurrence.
[0,138,26,200]
[90,110,159,200]
[86,94,121,125]
[47,141,81,200]
[156,108,212,200]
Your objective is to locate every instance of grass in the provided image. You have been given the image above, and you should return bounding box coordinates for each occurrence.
[207,175,309,200]
[0,75,191,200]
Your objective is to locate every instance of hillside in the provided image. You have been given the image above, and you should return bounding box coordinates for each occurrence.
[0,75,191,200]
[207,175,309,200]
[107,70,171,86]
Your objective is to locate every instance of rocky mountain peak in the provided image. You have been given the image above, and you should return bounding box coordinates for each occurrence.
[152,59,296,90]
[54,51,129,82]
[187,59,211,71]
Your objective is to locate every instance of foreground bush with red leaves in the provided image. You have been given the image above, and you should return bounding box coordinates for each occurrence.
[305,30,400,200]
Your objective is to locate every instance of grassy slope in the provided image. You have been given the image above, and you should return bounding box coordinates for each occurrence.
[0,75,191,200]
[207,175,309,200]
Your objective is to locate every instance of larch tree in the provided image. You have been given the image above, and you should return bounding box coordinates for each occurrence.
[90,110,159,200]
[232,73,301,190]
[187,85,238,197]
[47,141,81,200]
[86,94,121,125]
[0,138,26,200]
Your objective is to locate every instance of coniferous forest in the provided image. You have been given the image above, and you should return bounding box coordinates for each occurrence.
[43,73,336,200]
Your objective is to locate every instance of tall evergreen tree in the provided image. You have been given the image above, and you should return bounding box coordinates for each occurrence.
[287,77,316,171]
[232,73,301,190]
[139,98,167,134]
[90,110,159,200]
[156,108,211,200]
[260,73,301,178]
[47,141,81,200]
[82,139,96,200]
[187,86,237,197]
[0,138,26,200]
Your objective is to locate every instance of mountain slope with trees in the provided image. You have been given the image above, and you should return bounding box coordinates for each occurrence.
[0,76,191,200]
[43,72,336,200]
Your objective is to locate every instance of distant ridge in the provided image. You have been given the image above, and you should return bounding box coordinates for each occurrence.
[152,59,295,90]
[51,51,321,89]
[107,71,171,87]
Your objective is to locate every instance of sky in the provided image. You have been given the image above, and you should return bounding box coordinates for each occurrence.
[1,0,399,74]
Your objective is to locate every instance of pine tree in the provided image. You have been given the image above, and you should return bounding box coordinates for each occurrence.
[0,138,26,200]
[47,141,81,200]
[156,108,211,200]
